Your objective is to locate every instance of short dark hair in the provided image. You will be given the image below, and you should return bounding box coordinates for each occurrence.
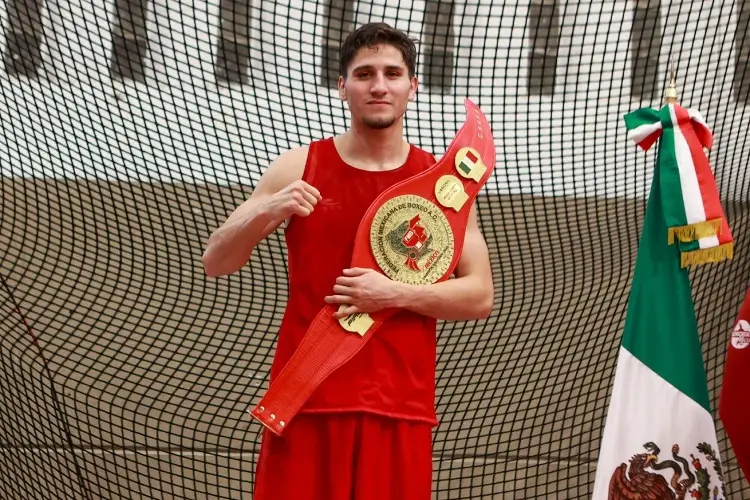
[340,22,418,78]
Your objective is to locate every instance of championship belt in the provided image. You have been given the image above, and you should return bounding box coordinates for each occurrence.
[249,98,496,436]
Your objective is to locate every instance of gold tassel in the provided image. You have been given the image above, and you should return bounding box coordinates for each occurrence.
[680,242,734,268]
[668,218,722,245]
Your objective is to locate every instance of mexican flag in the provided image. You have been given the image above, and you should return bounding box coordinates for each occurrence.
[592,102,733,499]
[719,288,750,484]
[458,150,479,176]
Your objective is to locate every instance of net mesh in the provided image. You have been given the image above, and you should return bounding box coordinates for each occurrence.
[1,0,749,498]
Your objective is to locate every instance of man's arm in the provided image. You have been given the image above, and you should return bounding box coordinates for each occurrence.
[391,204,493,320]
[202,146,317,277]
[326,204,494,321]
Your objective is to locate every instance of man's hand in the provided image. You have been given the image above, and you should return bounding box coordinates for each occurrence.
[264,179,322,220]
[325,268,401,319]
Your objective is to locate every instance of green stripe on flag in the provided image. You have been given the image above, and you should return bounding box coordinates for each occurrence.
[624,107,660,131]
[621,160,711,413]
[678,239,701,253]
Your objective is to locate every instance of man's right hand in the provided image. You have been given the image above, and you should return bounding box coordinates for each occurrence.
[264,180,322,220]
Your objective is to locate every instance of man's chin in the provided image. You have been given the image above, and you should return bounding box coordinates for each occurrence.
[362,117,396,130]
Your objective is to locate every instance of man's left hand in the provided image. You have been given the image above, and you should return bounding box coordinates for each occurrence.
[325,267,402,319]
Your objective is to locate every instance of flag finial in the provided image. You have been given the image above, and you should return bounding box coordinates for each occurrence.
[665,56,678,104]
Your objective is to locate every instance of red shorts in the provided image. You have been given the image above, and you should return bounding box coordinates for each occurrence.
[253,412,433,500]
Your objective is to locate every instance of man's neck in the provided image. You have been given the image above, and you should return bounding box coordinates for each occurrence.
[335,122,410,172]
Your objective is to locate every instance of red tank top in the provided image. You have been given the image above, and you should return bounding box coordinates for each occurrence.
[269,137,439,425]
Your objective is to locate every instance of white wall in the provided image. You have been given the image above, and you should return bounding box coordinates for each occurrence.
[0,0,746,200]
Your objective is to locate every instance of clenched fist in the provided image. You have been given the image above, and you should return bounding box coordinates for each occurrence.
[265,180,322,220]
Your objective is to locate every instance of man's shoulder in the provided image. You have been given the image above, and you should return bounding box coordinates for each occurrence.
[272,144,311,169]
[263,145,311,185]
[271,136,336,174]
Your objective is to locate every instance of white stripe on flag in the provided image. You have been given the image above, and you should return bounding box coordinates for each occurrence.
[687,108,710,131]
[669,104,705,225]
[592,348,723,499]
[698,234,720,249]
[628,121,662,144]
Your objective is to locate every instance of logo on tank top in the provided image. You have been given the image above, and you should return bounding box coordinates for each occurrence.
[370,194,454,285]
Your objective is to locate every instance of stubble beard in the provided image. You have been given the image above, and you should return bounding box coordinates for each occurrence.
[362,115,396,130]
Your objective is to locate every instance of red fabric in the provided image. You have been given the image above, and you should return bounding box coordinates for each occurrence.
[691,117,713,149]
[253,413,432,500]
[638,130,662,152]
[720,287,750,485]
[271,138,439,425]
[673,105,725,235]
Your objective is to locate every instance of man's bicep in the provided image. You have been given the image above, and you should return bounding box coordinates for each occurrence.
[454,205,492,281]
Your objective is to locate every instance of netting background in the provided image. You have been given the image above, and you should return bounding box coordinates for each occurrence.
[1,0,749,498]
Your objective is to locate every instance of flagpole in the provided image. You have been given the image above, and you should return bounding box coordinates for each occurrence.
[665,56,677,104]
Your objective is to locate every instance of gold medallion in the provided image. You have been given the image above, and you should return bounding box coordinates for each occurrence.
[435,175,469,212]
[455,147,487,182]
[337,307,374,336]
[370,195,455,285]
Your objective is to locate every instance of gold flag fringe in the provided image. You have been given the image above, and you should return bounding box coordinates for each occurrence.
[668,219,722,245]
[680,242,734,268]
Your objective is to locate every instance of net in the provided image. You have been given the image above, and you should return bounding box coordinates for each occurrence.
[1,0,749,498]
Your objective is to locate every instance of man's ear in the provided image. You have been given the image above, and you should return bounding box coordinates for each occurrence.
[408,75,418,101]
[338,76,346,101]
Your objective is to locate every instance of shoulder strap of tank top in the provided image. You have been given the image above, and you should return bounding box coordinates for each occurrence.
[301,138,332,184]
[411,146,437,173]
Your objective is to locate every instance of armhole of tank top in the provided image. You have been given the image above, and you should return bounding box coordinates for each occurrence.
[301,141,319,184]
[285,141,318,234]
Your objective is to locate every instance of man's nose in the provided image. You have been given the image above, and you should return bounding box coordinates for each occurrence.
[370,74,387,94]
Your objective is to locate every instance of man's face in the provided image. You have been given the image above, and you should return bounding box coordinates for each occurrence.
[338,44,417,130]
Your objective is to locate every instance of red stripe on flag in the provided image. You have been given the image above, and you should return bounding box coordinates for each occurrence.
[638,130,662,151]
[717,216,734,246]
[674,105,724,227]
[466,150,478,163]
[720,287,750,485]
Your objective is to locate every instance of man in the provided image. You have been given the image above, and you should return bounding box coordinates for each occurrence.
[202,22,493,500]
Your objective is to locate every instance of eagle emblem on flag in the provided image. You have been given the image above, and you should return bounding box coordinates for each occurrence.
[608,442,724,499]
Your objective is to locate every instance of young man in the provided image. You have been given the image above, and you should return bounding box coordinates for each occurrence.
[202,22,493,500]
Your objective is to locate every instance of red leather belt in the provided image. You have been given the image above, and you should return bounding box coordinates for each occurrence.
[249,98,496,436]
